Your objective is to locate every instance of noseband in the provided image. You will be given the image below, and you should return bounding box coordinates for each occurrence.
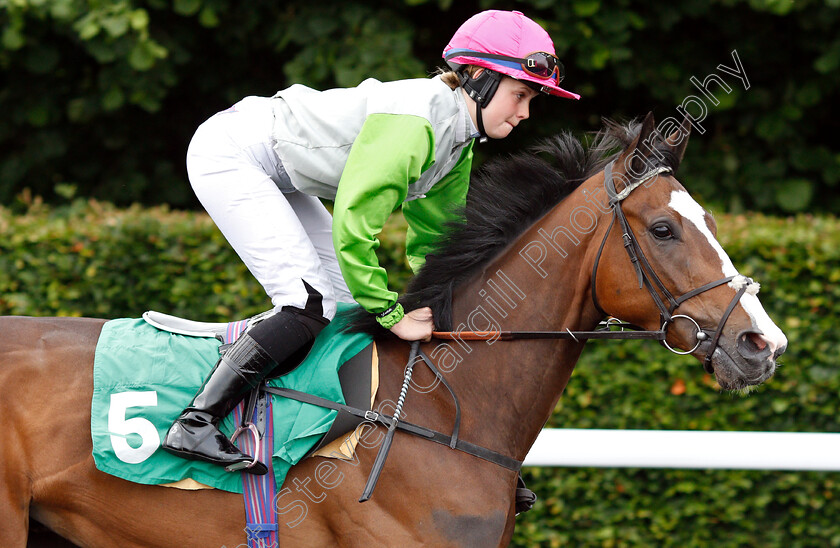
[434,160,759,374]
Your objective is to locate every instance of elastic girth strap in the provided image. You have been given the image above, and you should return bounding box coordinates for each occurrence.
[418,349,461,449]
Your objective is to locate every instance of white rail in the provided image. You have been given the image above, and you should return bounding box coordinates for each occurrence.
[523,429,840,471]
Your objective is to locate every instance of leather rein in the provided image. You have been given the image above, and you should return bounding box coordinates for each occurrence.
[433,159,758,374]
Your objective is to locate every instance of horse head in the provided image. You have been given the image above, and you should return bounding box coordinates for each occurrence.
[591,112,787,390]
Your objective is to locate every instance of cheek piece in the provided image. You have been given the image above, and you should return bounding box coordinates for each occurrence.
[458,69,503,141]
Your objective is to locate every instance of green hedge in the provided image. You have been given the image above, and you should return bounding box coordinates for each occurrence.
[1,199,262,319]
[3,1,840,214]
[2,201,838,546]
[0,198,412,319]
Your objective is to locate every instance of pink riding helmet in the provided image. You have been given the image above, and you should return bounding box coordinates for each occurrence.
[443,10,580,100]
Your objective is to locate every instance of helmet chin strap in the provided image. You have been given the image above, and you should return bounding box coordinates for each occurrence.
[475,105,488,142]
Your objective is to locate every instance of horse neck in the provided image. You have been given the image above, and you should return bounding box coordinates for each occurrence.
[441,176,609,461]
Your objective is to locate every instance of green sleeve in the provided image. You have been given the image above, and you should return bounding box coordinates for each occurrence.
[402,141,473,273]
[332,113,436,314]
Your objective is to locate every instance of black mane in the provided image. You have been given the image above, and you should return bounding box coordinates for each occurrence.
[341,118,682,335]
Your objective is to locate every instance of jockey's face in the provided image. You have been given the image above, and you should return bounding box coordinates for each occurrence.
[469,72,538,139]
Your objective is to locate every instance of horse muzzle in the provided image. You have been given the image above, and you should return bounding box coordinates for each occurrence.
[702,329,787,391]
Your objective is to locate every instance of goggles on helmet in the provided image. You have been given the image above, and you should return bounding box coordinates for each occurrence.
[444,49,564,85]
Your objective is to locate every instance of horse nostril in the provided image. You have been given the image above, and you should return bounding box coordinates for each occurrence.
[737,331,771,359]
[748,332,766,351]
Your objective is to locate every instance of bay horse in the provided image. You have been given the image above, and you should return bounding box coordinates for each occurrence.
[4,113,786,547]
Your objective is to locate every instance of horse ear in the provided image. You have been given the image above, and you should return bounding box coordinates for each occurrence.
[617,111,657,176]
[639,111,656,139]
[667,113,692,165]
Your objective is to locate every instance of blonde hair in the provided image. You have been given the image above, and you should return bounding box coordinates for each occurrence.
[435,65,483,90]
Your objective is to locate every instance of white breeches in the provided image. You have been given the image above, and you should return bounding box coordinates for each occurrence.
[186,97,352,320]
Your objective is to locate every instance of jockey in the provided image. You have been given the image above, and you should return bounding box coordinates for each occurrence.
[162,10,580,474]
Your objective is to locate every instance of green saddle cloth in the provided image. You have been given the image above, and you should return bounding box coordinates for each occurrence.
[91,304,372,494]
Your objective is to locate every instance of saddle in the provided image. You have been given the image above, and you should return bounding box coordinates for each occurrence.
[142,310,378,459]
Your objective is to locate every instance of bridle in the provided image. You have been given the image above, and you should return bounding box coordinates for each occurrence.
[591,159,759,372]
[434,159,759,374]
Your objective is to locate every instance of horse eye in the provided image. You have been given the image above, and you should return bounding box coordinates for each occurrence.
[651,224,674,240]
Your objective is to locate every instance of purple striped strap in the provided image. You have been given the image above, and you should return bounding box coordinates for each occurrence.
[227,319,279,548]
[233,397,278,548]
[224,319,249,345]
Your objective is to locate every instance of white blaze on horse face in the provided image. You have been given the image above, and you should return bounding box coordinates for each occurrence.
[668,190,787,355]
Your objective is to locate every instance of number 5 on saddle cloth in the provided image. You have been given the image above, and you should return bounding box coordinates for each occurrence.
[91,303,377,494]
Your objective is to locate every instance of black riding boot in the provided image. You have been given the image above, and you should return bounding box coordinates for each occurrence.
[162,301,328,475]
